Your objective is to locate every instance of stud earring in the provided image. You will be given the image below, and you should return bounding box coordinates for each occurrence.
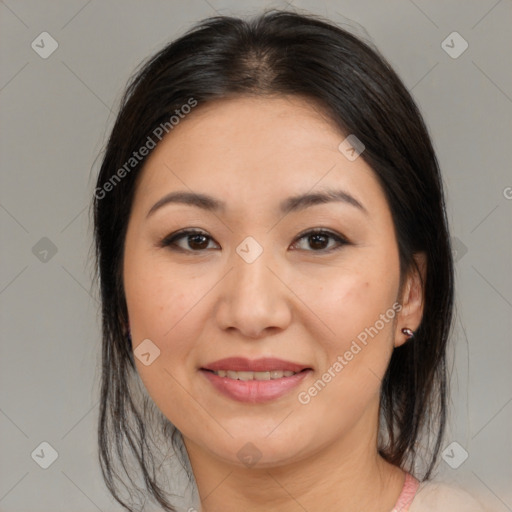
[401,327,414,338]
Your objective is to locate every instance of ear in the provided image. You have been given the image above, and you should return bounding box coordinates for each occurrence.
[395,252,427,348]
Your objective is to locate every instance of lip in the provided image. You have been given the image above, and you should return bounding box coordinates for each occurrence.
[200,357,313,403]
[201,357,311,373]
[200,367,312,403]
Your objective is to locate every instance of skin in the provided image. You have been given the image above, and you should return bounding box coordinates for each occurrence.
[123,95,426,512]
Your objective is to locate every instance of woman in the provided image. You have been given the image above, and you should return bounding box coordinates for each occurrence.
[92,9,487,512]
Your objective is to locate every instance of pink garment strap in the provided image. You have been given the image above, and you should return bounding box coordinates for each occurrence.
[391,472,420,512]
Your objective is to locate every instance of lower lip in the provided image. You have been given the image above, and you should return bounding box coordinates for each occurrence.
[200,369,312,403]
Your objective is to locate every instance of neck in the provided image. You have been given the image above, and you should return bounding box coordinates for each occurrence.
[184,404,406,512]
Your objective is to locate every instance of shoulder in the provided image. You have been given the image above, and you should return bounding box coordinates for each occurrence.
[409,480,487,512]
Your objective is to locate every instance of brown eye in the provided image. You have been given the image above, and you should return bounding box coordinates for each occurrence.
[160,229,218,252]
[186,233,210,250]
[160,228,349,254]
[291,229,349,252]
[308,233,329,250]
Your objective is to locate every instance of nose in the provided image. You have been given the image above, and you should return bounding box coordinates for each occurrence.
[214,245,293,339]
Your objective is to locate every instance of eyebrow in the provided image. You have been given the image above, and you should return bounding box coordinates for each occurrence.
[146,188,368,218]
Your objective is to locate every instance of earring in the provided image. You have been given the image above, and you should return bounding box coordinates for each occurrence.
[401,327,414,338]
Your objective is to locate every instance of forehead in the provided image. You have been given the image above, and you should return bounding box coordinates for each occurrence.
[150,94,344,159]
[133,95,387,218]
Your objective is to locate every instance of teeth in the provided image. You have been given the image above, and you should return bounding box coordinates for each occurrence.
[213,370,298,380]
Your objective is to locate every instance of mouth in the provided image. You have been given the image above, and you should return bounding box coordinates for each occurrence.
[201,368,308,380]
[201,356,311,374]
[199,357,313,403]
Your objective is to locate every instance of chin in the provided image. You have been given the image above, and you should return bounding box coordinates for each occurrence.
[202,433,312,469]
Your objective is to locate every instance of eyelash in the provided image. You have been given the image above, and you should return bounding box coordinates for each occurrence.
[159,228,350,254]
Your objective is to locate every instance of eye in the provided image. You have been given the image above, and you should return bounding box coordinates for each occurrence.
[291,228,349,252]
[159,229,219,252]
[159,228,349,254]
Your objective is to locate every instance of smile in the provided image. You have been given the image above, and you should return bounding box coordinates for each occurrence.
[209,369,299,380]
[200,367,312,403]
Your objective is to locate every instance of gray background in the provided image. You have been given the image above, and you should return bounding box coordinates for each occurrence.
[1,0,511,511]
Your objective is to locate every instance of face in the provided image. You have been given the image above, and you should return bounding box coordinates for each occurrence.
[123,95,420,470]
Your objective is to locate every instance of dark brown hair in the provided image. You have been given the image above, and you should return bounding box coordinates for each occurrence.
[92,9,454,511]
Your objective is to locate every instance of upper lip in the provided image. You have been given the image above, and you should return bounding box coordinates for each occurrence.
[201,357,311,373]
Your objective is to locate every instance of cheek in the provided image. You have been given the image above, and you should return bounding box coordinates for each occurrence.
[124,253,219,402]
[124,248,208,339]
[305,258,399,388]
[295,276,398,422]
[124,258,211,425]
[308,266,396,342]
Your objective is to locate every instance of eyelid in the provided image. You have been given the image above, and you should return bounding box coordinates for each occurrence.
[159,227,350,253]
[293,227,349,244]
[290,228,349,252]
[159,228,216,250]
